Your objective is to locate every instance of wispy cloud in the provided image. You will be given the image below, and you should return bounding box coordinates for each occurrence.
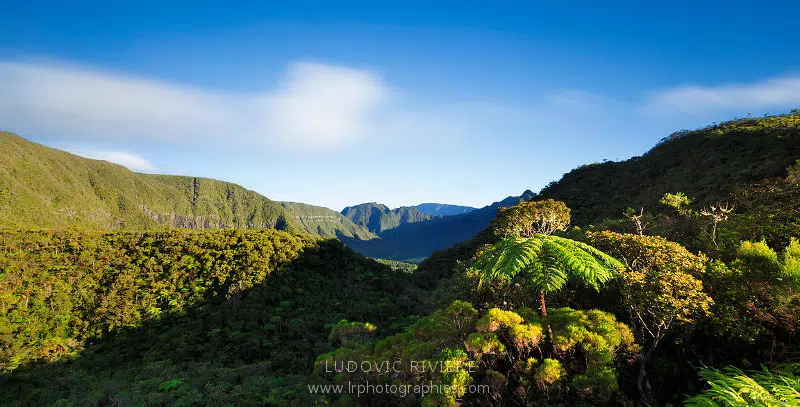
[648,75,800,114]
[261,63,388,150]
[72,150,156,172]
[0,60,389,152]
[3,58,797,170]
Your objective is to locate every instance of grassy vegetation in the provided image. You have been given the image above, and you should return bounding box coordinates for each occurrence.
[0,132,295,232]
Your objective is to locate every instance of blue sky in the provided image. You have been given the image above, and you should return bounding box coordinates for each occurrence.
[2,1,800,210]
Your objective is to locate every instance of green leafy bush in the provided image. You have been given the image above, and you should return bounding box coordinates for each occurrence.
[315,301,637,406]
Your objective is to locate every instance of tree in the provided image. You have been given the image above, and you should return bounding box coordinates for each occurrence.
[316,301,636,406]
[474,201,622,346]
[491,199,571,238]
[586,231,712,404]
[473,236,623,319]
[704,239,800,344]
[328,320,377,348]
[700,203,734,249]
[624,207,649,235]
[660,192,693,215]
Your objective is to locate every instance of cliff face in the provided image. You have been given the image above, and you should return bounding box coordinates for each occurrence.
[279,201,378,239]
[341,202,431,234]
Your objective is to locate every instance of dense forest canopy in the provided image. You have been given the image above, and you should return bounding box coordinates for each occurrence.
[539,113,800,226]
[0,229,428,406]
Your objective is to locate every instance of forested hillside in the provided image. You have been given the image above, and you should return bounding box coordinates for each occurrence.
[540,113,800,225]
[3,113,800,406]
[341,202,430,234]
[342,114,800,261]
[280,201,377,239]
[0,229,427,406]
[0,132,295,231]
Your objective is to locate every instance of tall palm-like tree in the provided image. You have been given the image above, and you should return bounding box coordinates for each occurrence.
[473,234,622,349]
[474,199,624,346]
[473,234,622,318]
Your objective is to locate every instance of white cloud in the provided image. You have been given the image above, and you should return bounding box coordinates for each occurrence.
[73,150,156,172]
[261,63,388,150]
[648,75,800,114]
[0,60,389,152]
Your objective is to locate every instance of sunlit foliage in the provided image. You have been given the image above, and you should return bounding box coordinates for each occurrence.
[685,363,800,407]
[315,301,637,406]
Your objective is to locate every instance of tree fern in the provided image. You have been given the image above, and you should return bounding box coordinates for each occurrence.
[474,235,622,295]
[474,237,543,286]
[685,364,800,407]
[471,233,623,329]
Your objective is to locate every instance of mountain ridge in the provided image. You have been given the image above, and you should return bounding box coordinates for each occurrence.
[341,202,430,234]
[539,113,800,225]
[341,190,536,261]
[413,202,477,216]
[0,131,296,232]
[279,201,377,239]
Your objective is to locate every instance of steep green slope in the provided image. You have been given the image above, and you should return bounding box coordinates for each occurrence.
[0,132,295,231]
[414,202,477,216]
[340,202,430,234]
[539,113,800,226]
[279,201,377,239]
[413,113,800,299]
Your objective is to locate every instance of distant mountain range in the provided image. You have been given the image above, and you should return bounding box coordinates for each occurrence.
[341,203,430,234]
[340,191,536,261]
[280,202,377,240]
[413,203,477,216]
[4,113,799,262]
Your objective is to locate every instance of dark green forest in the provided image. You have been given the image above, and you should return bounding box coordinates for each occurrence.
[0,229,427,406]
[539,114,800,226]
[2,112,800,406]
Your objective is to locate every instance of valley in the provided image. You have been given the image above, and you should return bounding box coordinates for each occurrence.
[2,113,800,406]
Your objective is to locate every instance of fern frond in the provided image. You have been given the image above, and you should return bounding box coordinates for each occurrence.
[474,237,542,287]
[530,264,568,293]
[551,236,624,274]
[542,236,620,291]
[473,235,622,294]
[686,365,799,407]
